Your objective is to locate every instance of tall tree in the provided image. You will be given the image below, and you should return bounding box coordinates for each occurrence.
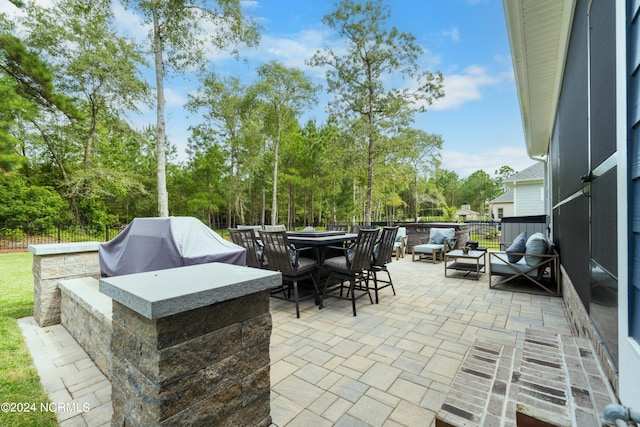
[26,0,147,169]
[308,0,444,225]
[0,4,78,172]
[434,168,460,208]
[494,165,516,191]
[458,170,502,215]
[186,73,262,228]
[20,0,149,223]
[392,128,442,222]
[123,0,260,217]
[253,61,318,225]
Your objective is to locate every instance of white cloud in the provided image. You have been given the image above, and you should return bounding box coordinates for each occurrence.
[442,26,460,43]
[240,1,259,10]
[430,65,500,111]
[248,29,336,73]
[164,87,188,107]
[111,2,150,45]
[441,146,533,178]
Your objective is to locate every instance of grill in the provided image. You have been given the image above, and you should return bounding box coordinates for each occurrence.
[99,217,245,277]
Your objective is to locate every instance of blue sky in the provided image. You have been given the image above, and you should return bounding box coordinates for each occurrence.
[3,0,533,178]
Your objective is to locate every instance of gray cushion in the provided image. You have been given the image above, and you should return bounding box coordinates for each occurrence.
[325,255,350,272]
[414,243,442,254]
[490,255,539,277]
[506,231,527,263]
[525,233,548,266]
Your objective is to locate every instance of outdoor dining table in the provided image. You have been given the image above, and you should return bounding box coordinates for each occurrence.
[285,230,358,305]
[286,230,357,266]
[287,230,357,246]
[287,230,359,277]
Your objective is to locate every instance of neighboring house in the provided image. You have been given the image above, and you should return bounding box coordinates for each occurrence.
[455,204,479,221]
[488,189,514,220]
[488,162,544,219]
[504,0,638,410]
[503,162,545,216]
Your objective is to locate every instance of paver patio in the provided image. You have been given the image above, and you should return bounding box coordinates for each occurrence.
[19,254,572,426]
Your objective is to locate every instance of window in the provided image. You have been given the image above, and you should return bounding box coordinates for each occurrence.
[498,208,504,219]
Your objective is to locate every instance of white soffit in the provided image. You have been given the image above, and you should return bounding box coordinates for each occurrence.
[502,0,576,157]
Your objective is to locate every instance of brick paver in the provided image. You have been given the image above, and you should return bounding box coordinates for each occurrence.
[18,318,111,427]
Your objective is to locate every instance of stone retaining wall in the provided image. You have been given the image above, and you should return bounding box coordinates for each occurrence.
[29,243,101,327]
[403,223,471,251]
[59,278,112,379]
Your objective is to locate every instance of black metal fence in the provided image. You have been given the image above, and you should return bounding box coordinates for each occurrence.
[0,223,127,252]
[464,221,502,249]
[1,217,548,253]
[464,216,548,250]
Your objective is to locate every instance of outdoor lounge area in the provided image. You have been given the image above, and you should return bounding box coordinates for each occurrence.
[17,248,617,427]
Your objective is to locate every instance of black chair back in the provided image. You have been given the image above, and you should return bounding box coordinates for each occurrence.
[229,228,262,268]
[349,229,379,271]
[258,230,295,274]
[373,226,399,267]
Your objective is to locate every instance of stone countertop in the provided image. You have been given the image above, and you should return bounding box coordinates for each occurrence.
[99,262,280,319]
[28,241,100,255]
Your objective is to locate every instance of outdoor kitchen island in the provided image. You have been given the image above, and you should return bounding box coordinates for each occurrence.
[99,262,280,426]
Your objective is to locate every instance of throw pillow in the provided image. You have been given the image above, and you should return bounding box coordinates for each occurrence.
[525,233,548,266]
[430,230,446,244]
[505,231,527,263]
[255,239,265,262]
[287,244,299,268]
[372,242,380,262]
[345,242,356,266]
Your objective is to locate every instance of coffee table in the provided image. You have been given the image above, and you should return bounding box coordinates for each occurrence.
[444,250,486,280]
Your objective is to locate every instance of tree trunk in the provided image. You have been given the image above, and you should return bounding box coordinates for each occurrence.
[271,117,281,225]
[414,175,420,222]
[261,187,266,227]
[84,105,97,169]
[311,189,315,227]
[287,182,294,229]
[153,9,169,217]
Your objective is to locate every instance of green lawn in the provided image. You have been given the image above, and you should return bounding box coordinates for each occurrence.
[0,252,57,427]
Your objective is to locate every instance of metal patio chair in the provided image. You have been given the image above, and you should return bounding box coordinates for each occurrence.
[320,228,379,316]
[258,230,318,318]
[367,226,398,304]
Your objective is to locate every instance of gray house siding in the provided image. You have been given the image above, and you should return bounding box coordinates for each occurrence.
[628,0,640,344]
[551,0,618,367]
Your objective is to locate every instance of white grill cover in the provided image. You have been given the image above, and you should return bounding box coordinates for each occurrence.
[99,217,246,277]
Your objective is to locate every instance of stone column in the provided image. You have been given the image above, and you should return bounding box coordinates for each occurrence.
[29,242,100,327]
[100,263,280,427]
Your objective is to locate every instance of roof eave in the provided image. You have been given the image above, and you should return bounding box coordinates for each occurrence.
[502,0,577,157]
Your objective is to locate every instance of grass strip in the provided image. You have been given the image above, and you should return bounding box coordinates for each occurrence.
[0,252,57,427]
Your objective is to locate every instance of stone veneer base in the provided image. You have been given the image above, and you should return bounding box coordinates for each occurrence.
[59,277,112,379]
[29,242,100,327]
[559,265,619,395]
[101,263,280,426]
